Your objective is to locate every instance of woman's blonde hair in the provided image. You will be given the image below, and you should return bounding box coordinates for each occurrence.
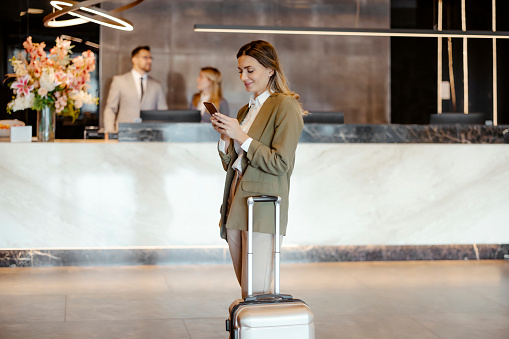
[237,40,307,115]
[192,67,223,109]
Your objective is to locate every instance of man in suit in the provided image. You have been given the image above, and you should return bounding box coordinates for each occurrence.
[103,46,168,132]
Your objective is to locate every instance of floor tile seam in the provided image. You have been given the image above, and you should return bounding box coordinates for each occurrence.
[0,318,195,325]
[362,284,508,289]
[313,311,413,318]
[407,313,446,339]
[181,317,192,339]
[466,286,509,310]
[64,295,67,322]
[319,310,410,316]
[408,310,509,316]
[283,287,379,292]
[0,293,69,298]
[63,291,179,297]
[366,286,488,293]
[317,309,508,318]
[0,290,173,296]
[181,317,226,320]
[0,319,67,324]
[161,271,173,293]
[63,315,207,323]
[313,314,443,338]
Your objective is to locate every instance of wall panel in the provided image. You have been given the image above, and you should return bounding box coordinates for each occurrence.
[100,0,390,125]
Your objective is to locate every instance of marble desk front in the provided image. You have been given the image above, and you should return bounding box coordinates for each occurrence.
[1,141,508,252]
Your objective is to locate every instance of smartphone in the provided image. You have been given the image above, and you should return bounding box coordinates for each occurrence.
[203,102,219,115]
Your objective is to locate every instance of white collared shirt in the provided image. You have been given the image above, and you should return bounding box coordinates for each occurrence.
[131,69,147,101]
[219,90,270,174]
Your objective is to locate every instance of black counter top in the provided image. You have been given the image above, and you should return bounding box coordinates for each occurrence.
[118,122,509,144]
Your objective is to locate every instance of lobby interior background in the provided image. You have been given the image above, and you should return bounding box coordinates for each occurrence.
[1,0,508,139]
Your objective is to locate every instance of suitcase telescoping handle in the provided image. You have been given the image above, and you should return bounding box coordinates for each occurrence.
[246,195,282,298]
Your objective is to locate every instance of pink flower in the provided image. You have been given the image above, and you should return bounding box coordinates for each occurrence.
[11,74,34,97]
[82,50,94,59]
[24,37,47,62]
[83,50,95,63]
[55,37,71,50]
[54,92,68,113]
[7,37,98,117]
[54,71,68,86]
[72,56,85,68]
[23,37,35,54]
[50,37,72,62]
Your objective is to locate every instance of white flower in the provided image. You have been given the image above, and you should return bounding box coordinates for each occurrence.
[39,68,57,93]
[69,90,95,109]
[8,92,35,112]
[12,59,27,77]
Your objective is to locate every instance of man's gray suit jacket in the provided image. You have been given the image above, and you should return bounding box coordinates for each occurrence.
[103,71,168,132]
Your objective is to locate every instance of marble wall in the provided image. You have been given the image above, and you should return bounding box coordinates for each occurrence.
[100,0,390,125]
[1,142,508,251]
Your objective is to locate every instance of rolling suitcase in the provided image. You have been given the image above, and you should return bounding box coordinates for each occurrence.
[226,195,315,339]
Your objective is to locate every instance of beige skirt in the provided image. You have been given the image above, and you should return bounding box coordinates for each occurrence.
[225,169,242,223]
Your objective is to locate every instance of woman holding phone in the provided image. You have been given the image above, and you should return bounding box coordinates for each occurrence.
[210,40,305,298]
[190,66,230,122]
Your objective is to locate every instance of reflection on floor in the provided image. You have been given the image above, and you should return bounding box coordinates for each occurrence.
[0,261,508,338]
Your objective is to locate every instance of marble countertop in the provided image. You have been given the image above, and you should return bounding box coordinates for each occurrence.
[2,123,508,144]
[0,137,118,143]
[118,123,509,144]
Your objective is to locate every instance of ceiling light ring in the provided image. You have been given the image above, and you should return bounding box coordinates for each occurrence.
[52,1,133,29]
[43,0,143,31]
[45,0,108,25]
[45,0,132,30]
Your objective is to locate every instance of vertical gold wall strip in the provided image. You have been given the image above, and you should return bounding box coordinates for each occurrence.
[448,38,457,112]
[437,0,443,114]
[462,0,468,114]
[493,0,498,126]
[463,37,468,114]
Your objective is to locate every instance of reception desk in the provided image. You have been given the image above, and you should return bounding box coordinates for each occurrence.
[1,123,508,266]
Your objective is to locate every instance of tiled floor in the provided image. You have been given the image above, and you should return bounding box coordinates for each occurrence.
[0,260,508,338]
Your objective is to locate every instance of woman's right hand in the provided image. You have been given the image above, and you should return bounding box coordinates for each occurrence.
[211,113,231,145]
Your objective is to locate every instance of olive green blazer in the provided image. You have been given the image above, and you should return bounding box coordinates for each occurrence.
[218,93,304,240]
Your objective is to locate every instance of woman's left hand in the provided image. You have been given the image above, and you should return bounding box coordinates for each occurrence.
[211,113,249,144]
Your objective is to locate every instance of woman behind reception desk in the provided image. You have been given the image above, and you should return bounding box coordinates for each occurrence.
[211,40,305,298]
[190,67,230,122]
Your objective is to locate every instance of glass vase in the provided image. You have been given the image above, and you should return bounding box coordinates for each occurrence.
[37,106,56,142]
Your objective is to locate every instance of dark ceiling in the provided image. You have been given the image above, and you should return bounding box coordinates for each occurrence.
[0,0,100,47]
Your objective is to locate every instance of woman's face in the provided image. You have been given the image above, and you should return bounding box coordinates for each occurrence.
[238,55,274,97]
[196,71,212,92]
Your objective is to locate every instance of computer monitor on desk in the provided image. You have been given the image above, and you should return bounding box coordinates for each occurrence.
[430,113,485,125]
[303,111,344,124]
[140,110,201,123]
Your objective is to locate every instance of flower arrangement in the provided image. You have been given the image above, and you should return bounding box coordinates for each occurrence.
[6,36,98,121]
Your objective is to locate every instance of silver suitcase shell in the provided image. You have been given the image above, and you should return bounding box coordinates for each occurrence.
[226,196,315,339]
